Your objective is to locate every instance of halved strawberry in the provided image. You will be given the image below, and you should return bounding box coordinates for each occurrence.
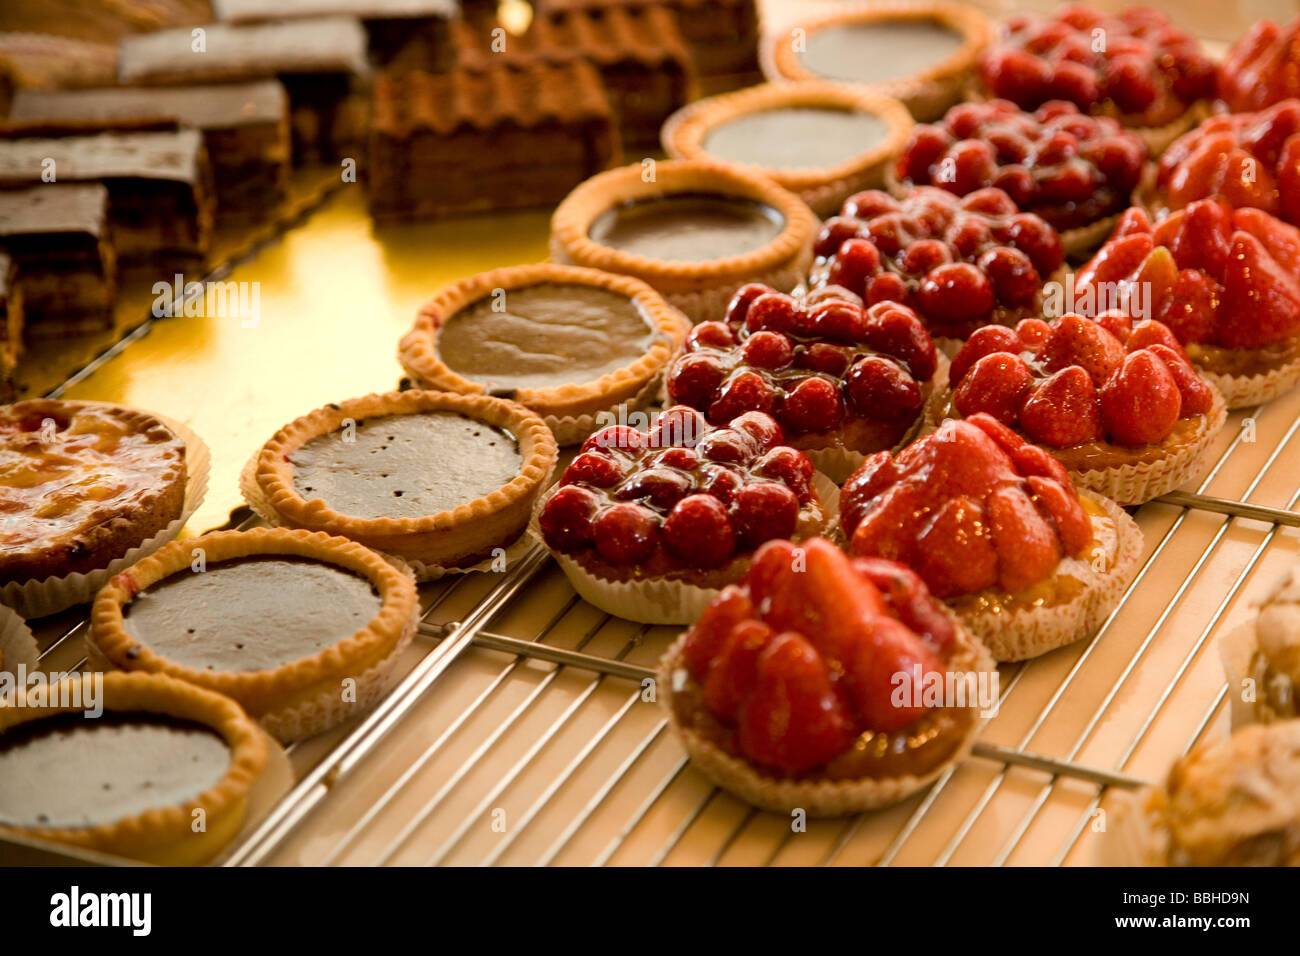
[850,557,957,653]
[1011,443,1074,488]
[1026,475,1092,556]
[1217,230,1300,347]
[915,495,999,597]
[1075,233,1154,297]
[796,538,889,668]
[1127,319,1189,359]
[843,616,942,733]
[702,620,773,721]
[1019,367,1104,447]
[1146,344,1217,416]
[987,485,1063,593]
[1156,269,1219,344]
[680,585,756,681]
[839,450,895,536]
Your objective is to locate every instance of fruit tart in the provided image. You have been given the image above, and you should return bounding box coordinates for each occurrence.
[398,263,689,446]
[808,185,1065,342]
[535,406,832,625]
[840,414,1142,661]
[1220,565,1300,730]
[1075,200,1300,409]
[1218,15,1300,114]
[890,98,1147,255]
[659,537,996,815]
[665,283,940,483]
[937,312,1227,505]
[976,4,1216,154]
[1098,720,1300,867]
[1146,100,1300,229]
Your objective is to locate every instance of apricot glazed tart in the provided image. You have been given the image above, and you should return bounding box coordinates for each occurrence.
[660,538,995,815]
[90,528,419,743]
[1076,201,1300,409]
[549,159,817,324]
[661,81,914,217]
[939,313,1227,506]
[536,407,832,625]
[890,99,1147,255]
[1219,15,1300,113]
[841,414,1141,661]
[398,264,688,446]
[1219,565,1300,731]
[976,4,1215,154]
[665,282,941,482]
[245,390,557,577]
[0,672,267,866]
[1099,720,1300,867]
[0,399,187,584]
[809,186,1064,341]
[761,1,991,122]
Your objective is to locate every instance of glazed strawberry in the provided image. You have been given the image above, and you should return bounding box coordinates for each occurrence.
[978,5,1215,128]
[1219,17,1300,113]
[894,99,1147,233]
[913,495,999,596]
[540,409,826,584]
[1019,366,1104,447]
[702,620,772,721]
[987,485,1063,592]
[809,186,1063,340]
[679,585,754,680]
[1101,350,1181,445]
[953,352,1034,425]
[667,284,938,471]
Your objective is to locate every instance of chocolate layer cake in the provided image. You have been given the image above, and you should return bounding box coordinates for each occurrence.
[369,59,618,220]
[9,83,290,218]
[0,130,213,263]
[117,17,370,161]
[0,253,20,403]
[0,184,116,336]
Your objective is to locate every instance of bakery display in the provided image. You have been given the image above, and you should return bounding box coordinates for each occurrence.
[1218,15,1300,113]
[0,400,187,585]
[537,406,830,624]
[550,159,817,323]
[661,81,914,217]
[90,527,419,742]
[659,537,995,813]
[0,184,116,335]
[938,312,1227,505]
[976,4,1215,153]
[0,671,267,866]
[399,263,687,444]
[1075,202,1300,409]
[840,414,1141,660]
[8,82,291,217]
[762,1,991,122]
[245,390,557,576]
[368,60,619,221]
[665,283,939,482]
[809,186,1064,341]
[891,98,1147,254]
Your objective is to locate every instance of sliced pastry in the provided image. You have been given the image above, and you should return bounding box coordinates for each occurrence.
[809,186,1064,342]
[660,537,996,815]
[0,671,267,866]
[398,264,688,446]
[940,312,1227,505]
[840,414,1142,661]
[1218,15,1300,113]
[761,1,991,121]
[244,390,557,578]
[661,80,914,217]
[1220,565,1300,730]
[549,158,817,323]
[1075,201,1300,409]
[536,406,831,625]
[90,528,419,743]
[665,282,941,482]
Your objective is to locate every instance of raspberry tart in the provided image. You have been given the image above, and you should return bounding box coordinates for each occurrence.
[1147,101,1300,229]
[840,414,1141,660]
[659,537,995,814]
[808,185,1065,342]
[890,98,1147,255]
[535,406,833,625]
[976,4,1215,154]
[1075,201,1300,409]
[1218,15,1300,114]
[665,282,941,482]
[398,264,688,446]
[938,312,1227,505]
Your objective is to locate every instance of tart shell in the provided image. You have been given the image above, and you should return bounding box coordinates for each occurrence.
[0,671,267,866]
[89,527,420,743]
[661,81,914,217]
[549,158,818,324]
[246,390,558,575]
[398,264,690,446]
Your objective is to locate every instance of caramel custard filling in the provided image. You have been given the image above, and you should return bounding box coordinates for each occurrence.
[1188,339,1300,380]
[587,193,785,263]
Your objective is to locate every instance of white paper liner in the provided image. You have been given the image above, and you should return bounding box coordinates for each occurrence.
[1,411,211,619]
[530,470,841,626]
[1202,351,1300,411]
[0,604,38,676]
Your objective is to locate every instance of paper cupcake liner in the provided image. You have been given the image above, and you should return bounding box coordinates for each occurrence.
[1,412,210,619]
[530,471,841,626]
[0,604,39,676]
[1201,351,1300,411]
[656,608,996,815]
[1218,619,1265,731]
[957,493,1143,662]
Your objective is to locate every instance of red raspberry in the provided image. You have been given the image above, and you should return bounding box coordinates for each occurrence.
[814,216,862,258]
[697,427,759,464]
[979,246,1040,307]
[800,342,852,376]
[896,125,954,183]
[754,446,815,502]
[950,324,1023,383]
[992,164,1036,207]
[728,411,784,451]
[900,238,953,276]
[666,353,726,410]
[663,494,736,568]
[844,355,922,420]
[685,320,734,351]
[615,466,693,510]
[725,283,769,326]
[562,450,624,488]
[959,187,1018,217]
[744,291,800,334]
[698,463,745,504]
[810,299,868,343]
[730,482,800,548]
[918,262,996,324]
[740,330,794,369]
[781,376,844,432]
[539,485,600,551]
[647,405,709,448]
[581,425,644,456]
[592,503,659,565]
[946,216,994,259]
[861,304,939,381]
[708,370,780,423]
[842,190,899,220]
[1001,212,1063,276]
[649,447,700,471]
[866,271,908,306]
